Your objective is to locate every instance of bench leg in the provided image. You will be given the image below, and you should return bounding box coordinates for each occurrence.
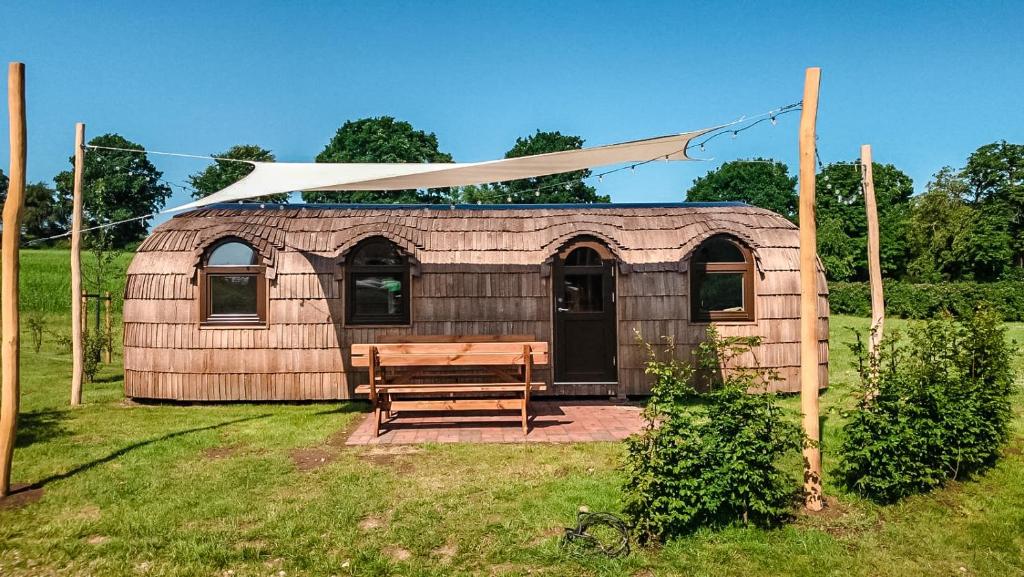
[373,400,382,437]
[521,394,529,435]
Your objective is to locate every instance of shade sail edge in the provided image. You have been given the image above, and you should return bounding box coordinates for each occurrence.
[169,127,715,212]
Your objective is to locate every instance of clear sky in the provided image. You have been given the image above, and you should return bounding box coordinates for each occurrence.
[2,1,1022,219]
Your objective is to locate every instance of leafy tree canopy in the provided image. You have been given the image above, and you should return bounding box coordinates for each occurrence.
[188,144,288,203]
[0,171,65,242]
[303,117,452,204]
[815,161,914,281]
[24,182,67,242]
[962,141,1024,270]
[486,130,609,204]
[906,167,1012,281]
[54,133,172,249]
[685,158,797,220]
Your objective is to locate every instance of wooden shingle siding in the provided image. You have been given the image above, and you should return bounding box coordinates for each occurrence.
[123,204,828,401]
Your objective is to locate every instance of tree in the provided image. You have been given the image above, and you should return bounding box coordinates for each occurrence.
[487,130,609,204]
[304,117,452,204]
[54,134,172,249]
[188,144,288,203]
[905,167,1012,281]
[685,158,798,220]
[815,161,914,281]
[23,182,67,242]
[962,141,1024,271]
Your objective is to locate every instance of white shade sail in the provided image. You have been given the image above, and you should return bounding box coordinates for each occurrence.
[171,128,714,211]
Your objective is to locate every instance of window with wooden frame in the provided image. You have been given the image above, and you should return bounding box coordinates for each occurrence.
[200,239,266,326]
[690,236,755,322]
[346,238,410,326]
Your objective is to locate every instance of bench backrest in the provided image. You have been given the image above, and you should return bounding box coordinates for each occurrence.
[373,334,536,344]
[351,341,549,368]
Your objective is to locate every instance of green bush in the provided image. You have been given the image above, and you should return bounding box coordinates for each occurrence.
[836,306,1016,503]
[829,281,1024,321]
[622,327,804,541]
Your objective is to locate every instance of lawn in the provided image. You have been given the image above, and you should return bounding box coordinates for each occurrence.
[0,252,1022,576]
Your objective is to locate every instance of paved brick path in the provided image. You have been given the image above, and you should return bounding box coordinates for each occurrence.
[345,400,645,445]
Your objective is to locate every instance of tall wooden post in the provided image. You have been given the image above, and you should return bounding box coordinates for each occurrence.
[1,62,27,497]
[798,67,823,511]
[861,144,884,358]
[70,123,85,405]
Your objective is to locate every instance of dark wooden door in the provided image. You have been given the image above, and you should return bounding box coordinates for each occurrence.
[553,247,617,383]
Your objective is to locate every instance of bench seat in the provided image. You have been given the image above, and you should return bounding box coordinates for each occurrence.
[355,382,548,394]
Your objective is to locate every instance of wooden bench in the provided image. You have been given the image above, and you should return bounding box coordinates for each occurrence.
[351,340,549,436]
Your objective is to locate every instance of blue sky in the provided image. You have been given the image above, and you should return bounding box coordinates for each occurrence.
[2,1,1022,220]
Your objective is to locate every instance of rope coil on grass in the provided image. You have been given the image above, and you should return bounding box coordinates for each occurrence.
[561,507,631,558]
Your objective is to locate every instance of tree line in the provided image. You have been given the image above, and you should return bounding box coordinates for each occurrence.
[0,116,604,249]
[686,142,1024,282]
[3,113,1020,283]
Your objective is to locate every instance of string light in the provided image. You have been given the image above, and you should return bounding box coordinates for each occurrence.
[35,99,805,233]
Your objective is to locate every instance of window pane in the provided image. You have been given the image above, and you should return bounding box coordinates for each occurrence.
[563,273,603,312]
[210,275,258,316]
[351,241,404,266]
[696,239,745,263]
[208,242,257,266]
[565,246,601,266]
[697,273,744,312]
[353,273,406,319]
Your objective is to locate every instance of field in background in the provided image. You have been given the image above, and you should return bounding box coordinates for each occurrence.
[0,250,1022,577]
[13,248,132,314]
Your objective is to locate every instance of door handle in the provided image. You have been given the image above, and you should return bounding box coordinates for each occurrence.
[557,307,570,312]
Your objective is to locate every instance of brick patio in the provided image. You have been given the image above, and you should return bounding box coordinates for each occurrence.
[345,400,645,445]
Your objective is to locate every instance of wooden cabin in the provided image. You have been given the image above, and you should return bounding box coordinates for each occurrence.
[122,202,829,401]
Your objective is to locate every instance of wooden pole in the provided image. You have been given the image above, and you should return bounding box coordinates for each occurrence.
[861,144,884,359]
[1,62,27,497]
[798,67,823,511]
[104,291,112,363]
[70,123,85,405]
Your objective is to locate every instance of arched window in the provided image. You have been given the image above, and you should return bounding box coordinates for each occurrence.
[346,238,410,325]
[690,236,755,322]
[201,239,266,325]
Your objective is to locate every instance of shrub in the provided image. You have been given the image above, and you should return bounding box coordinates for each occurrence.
[836,306,1016,503]
[829,280,1024,321]
[83,330,107,382]
[26,314,45,353]
[622,328,804,541]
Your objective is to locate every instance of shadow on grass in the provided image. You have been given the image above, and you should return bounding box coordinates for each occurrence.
[313,402,371,416]
[15,410,71,448]
[11,414,271,496]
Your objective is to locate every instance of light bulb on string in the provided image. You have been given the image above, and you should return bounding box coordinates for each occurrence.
[598,174,603,182]
[699,143,705,152]
[731,131,737,139]
[534,189,540,197]
[770,115,777,126]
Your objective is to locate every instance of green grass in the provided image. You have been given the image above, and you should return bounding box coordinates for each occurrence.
[1,249,1022,576]
[13,248,132,313]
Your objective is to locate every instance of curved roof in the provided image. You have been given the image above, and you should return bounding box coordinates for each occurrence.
[134,202,802,272]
